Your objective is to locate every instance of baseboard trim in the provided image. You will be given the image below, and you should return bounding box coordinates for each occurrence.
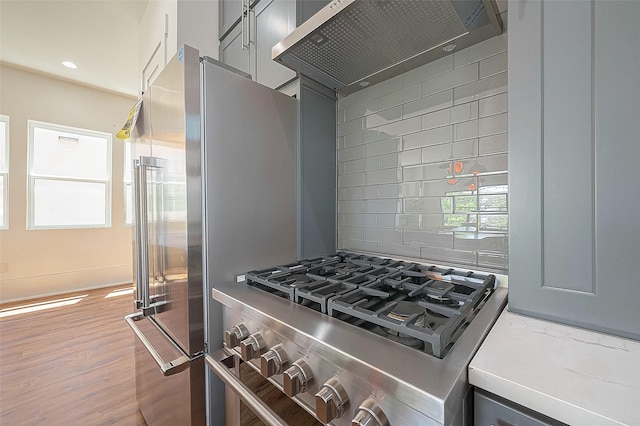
[0,265,132,303]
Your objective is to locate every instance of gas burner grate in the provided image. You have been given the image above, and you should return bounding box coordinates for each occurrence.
[294,280,359,313]
[246,266,329,301]
[244,251,496,358]
[326,269,495,357]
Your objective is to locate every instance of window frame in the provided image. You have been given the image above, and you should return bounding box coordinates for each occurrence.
[27,120,113,230]
[0,115,9,230]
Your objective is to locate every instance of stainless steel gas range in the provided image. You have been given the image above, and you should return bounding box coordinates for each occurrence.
[205,252,507,426]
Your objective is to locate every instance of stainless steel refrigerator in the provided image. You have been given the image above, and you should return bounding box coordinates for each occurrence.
[125,45,298,425]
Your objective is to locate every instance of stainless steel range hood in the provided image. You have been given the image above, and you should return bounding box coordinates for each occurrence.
[273,0,503,95]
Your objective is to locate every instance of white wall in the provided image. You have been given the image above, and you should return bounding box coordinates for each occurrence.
[337,34,509,272]
[0,64,134,302]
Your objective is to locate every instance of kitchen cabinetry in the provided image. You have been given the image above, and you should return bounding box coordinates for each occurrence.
[220,23,251,76]
[254,0,297,88]
[139,1,175,94]
[297,76,336,258]
[475,389,566,426]
[296,0,330,24]
[220,0,297,89]
[508,1,640,339]
[219,0,247,39]
[138,0,218,94]
[271,77,337,258]
[470,308,640,426]
[219,0,330,90]
[221,0,328,39]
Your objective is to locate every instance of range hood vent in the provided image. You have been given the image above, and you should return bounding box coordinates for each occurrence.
[273,0,503,95]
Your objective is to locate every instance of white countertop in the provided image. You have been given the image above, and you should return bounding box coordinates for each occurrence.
[469,308,640,426]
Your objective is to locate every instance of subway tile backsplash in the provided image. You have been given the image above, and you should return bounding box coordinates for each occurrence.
[337,34,508,272]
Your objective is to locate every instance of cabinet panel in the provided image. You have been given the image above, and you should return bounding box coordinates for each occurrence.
[296,0,330,26]
[542,1,593,292]
[299,78,336,258]
[141,42,165,94]
[220,0,243,38]
[475,389,566,426]
[508,0,640,339]
[220,24,251,77]
[254,0,296,89]
[139,4,174,95]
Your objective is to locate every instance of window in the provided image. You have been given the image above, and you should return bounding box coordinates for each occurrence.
[0,115,8,229]
[27,121,112,229]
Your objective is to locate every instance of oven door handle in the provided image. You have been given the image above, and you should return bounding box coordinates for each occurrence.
[205,350,289,426]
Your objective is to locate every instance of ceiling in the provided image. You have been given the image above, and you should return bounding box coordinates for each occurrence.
[0,0,148,97]
[1,0,508,99]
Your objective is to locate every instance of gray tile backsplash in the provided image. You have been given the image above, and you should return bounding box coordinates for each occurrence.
[403,91,453,119]
[337,34,508,271]
[453,72,508,105]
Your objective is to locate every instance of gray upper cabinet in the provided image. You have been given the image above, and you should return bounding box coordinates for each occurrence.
[219,0,330,90]
[219,0,297,89]
[219,0,249,39]
[508,1,640,340]
[254,0,296,88]
[221,0,328,39]
[219,23,251,76]
[296,0,330,25]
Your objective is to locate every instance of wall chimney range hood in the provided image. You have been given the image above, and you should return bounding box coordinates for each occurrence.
[272,0,503,95]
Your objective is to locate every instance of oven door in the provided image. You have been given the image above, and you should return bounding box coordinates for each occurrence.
[205,349,322,426]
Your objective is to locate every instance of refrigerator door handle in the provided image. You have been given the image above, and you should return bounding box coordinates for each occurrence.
[205,350,288,426]
[132,159,144,308]
[134,158,151,309]
[126,312,195,376]
[134,156,168,315]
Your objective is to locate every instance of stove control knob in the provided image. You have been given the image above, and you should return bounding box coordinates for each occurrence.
[283,359,313,397]
[260,344,288,377]
[224,324,249,348]
[240,333,266,361]
[315,378,349,423]
[351,398,389,426]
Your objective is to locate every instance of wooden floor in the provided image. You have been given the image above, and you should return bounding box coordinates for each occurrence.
[0,285,146,425]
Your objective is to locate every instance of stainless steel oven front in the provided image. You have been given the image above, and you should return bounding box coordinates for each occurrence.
[205,252,507,426]
[206,347,321,426]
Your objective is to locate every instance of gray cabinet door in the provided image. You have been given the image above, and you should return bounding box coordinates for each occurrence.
[508,1,640,339]
[219,0,243,38]
[254,0,297,89]
[219,24,251,77]
[475,389,565,426]
[296,0,330,26]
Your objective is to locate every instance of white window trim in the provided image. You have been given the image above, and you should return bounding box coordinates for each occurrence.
[0,114,9,230]
[27,120,113,230]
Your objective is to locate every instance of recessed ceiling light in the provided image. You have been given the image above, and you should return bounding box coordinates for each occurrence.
[442,44,457,53]
[62,61,78,69]
[359,81,370,87]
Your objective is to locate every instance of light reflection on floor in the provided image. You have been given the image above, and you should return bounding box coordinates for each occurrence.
[0,295,87,318]
[104,287,134,298]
